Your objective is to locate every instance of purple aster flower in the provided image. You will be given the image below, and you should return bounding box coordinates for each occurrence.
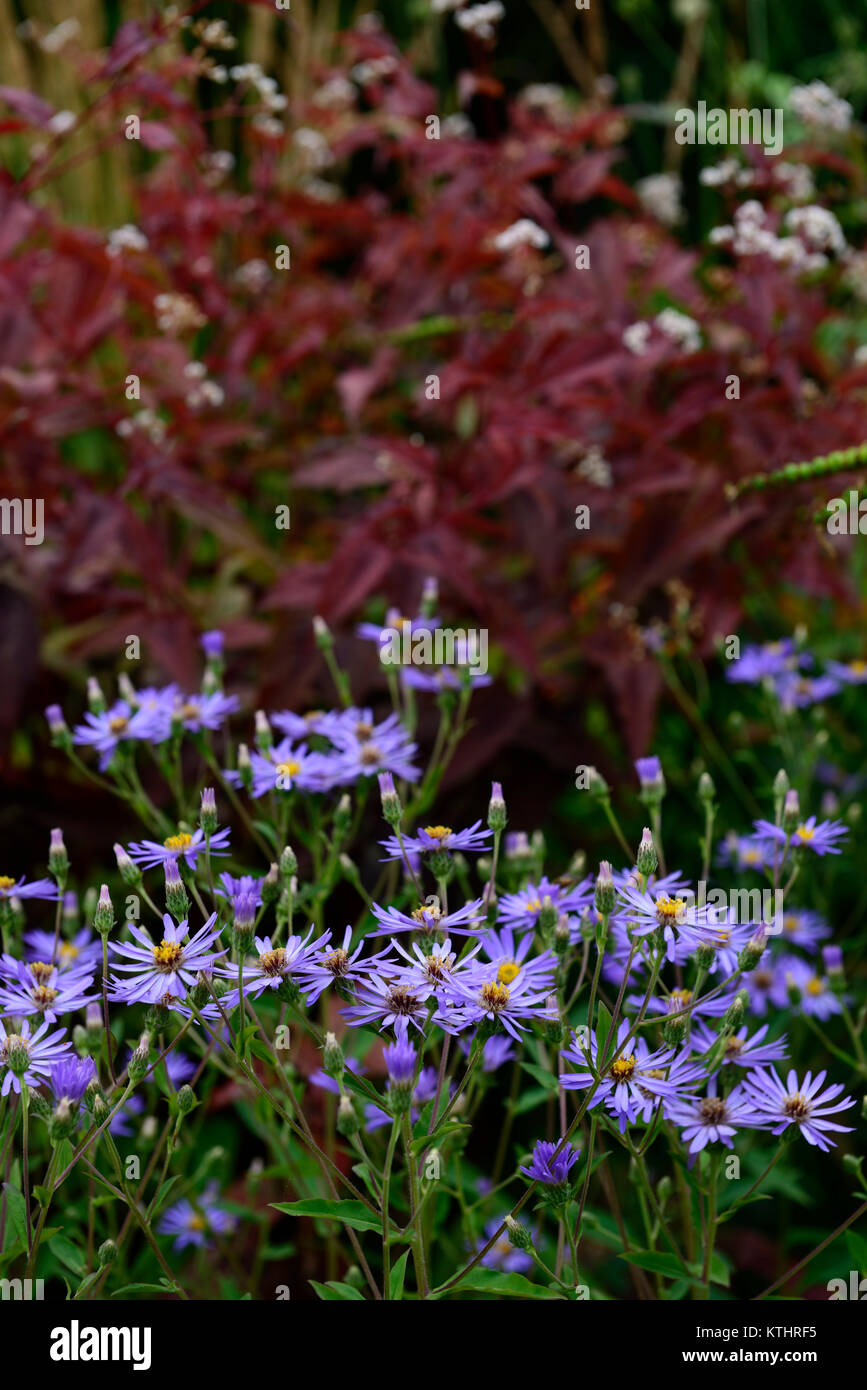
[613,881,709,961]
[752,815,848,857]
[774,672,840,709]
[725,639,809,685]
[716,834,777,872]
[369,896,485,938]
[742,958,793,1016]
[23,926,101,971]
[342,972,431,1036]
[270,709,334,739]
[158,1183,235,1251]
[215,873,264,910]
[126,827,231,871]
[560,1018,706,1133]
[49,1055,96,1105]
[378,820,493,861]
[742,1067,856,1152]
[220,929,320,1004]
[520,1138,580,1186]
[400,665,492,693]
[784,959,843,1021]
[666,1076,766,1154]
[107,913,226,1006]
[239,738,341,798]
[497,876,593,930]
[172,690,240,733]
[308,1056,366,1094]
[356,608,440,646]
[299,926,390,1005]
[324,709,421,784]
[691,1021,788,1069]
[826,658,867,685]
[474,926,557,993]
[364,1065,444,1132]
[72,698,162,769]
[383,1032,418,1085]
[388,935,482,996]
[439,974,551,1042]
[461,1034,516,1071]
[0,874,60,903]
[0,958,97,1022]
[774,908,831,951]
[0,1018,73,1095]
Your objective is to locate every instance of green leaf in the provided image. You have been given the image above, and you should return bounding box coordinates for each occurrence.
[310,1279,366,1301]
[519,1062,560,1093]
[110,1281,180,1297]
[410,1122,470,1156]
[48,1235,85,1277]
[594,1003,613,1061]
[271,1199,381,1234]
[437,1269,564,1299]
[389,1250,410,1301]
[2,1184,28,1250]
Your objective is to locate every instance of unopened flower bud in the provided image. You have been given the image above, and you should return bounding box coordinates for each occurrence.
[261,863,281,904]
[232,893,256,955]
[237,742,252,789]
[323,1032,344,1080]
[738,928,768,973]
[554,913,572,955]
[177,1084,196,1115]
[663,1014,687,1046]
[45,705,72,751]
[280,845,298,879]
[538,895,557,933]
[48,828,69,884]
[822,944,844,979]
[93,884,114,937]
[594,861,615,916]
[200,787,218,835]
[98,1239,117,1268]
[420,575,438,618]
[505,1214,533,1250]
[773,768,790,821]
[254,709,272,749]
[164,860,189,921]
[636,828,658,877]
[113,842,142,886]
[782,789,801,834]
[128,1034,152,1083]
[723,990,748,1029]
[86,677,107,714]
[698,772,715,803]
[336,1093,359,1136]
[313,614,333,649]
[333,794,353,837]
[587,766,609,799]
[378,771,402,825]
[487,781,507,833]
[694,942,717,971]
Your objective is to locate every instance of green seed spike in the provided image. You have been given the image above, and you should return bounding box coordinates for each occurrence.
[725,441,867,500]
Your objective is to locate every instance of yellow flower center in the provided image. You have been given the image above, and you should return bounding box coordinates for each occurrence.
[497,961,521,985]
[355,721,374,740]
[851,660,866,675]
[108,716,129,734]
[480,981,510,1011]
[59,943,79,961]
[324,949,349,976]
[163,832,193,851]
[669,988,692,1009]
[524,898,541,913]
[29,961,55,985]
[609,1055,636,1082]
[0,876,16,891]
[181,702,200,720]
[805,977,825,996]
[423,826,453,842]
[359,743,383,766]
[656,895,685,923]
[795,825,814,842]
[783,1093,810,1119]
[188,1214,207,1231]
[32,986,59,1007]
[275,760,300,781]
[258,949,287,976]
[783,915,798,933]
[153,940,183,970]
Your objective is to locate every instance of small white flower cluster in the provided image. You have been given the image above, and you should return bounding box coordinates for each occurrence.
[106,225,148,257]
[636,172,682,228]
[190,18,237,50]
[493,218,548,252]
[655,307,702,353]
[350,56,399,85]
[576,446,613,488]
[789,80,852,133]
[455,3,505,41]
[183,362,224,410]
[116,409,166,444]
[229,64,288,117]
[38,18,81,54]
[294,127,334,171]
[709,199,845,271]
[700,158,814,202]
[442,113,473,138]
[312,76,356,109]
[623,310,701,356]
[234,259,270,294]
[154,292,206,335]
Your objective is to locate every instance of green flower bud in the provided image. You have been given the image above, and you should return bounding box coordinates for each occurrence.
[254,709,273,750]
[164,862,189,922]
[48,828,69,883]
[323,1032,344,1080]
[782,789,800,835]
[594,862,615,916]
[261,863,281,905]
[93,884,114,937]
[128,1034,152,1083]
[280,845,298,879]
[177,1084,196,1115]
[636,828,658,877]
[98,1239,118,1268]
[113,843,142,887]
[199,787,218,836]
[487,781,507,833]
[698,772,715,803]
[505,1214,533,1250]
[336,1093,359,1137]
